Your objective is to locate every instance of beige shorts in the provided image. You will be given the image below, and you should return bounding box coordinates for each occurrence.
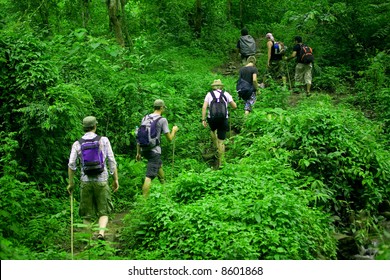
[295,63,313,85]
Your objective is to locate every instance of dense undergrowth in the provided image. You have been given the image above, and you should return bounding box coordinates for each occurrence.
[1,22,390,259]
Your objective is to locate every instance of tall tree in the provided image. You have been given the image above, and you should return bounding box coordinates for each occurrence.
[194,0,202,38]
[81,0,91,28]
[106,0,130,47]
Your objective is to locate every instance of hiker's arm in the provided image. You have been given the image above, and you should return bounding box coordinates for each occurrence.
[111,167,119,192]
[286,50,297,61]
[67,143,78,194]
[202,100,208,127]
[267,41,272,67]
[67,167,75,195]
[252,73,258,90]
[230,100,237,110]
[165,126,179,142]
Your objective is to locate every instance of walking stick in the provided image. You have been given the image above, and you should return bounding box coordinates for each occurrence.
[70,193,74,260]
[286,61,292,90]
[171,138,175,180]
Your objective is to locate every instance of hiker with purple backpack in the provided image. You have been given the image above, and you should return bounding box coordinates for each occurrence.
[67,116,119,241]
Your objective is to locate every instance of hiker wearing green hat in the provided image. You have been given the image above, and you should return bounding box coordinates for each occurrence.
[67,116,119,241]
[136,99,178,197]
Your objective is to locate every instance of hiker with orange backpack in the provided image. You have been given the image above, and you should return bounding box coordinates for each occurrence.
[202,79,237,168]
[285,36,314,95]
[67,116,119,241]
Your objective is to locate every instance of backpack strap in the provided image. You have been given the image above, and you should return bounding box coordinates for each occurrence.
[210,90,227,102]
[78,135,101,144]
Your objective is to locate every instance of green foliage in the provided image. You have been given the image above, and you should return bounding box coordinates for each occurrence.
[375,231,390,260]
[245,96,390,218]
[1,0,390,261]
[121,161,337,260]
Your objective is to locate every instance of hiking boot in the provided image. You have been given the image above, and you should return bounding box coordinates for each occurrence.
[97,234,105,241]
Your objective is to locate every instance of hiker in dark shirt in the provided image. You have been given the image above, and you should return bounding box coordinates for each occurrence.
[67,116,119,241]
[237,28,256,64]
[286,36,313,94]
[238,56,259,115]
[265,33,287,88]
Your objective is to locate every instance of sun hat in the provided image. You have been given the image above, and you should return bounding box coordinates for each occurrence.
[154,99,166,108]
[83,116,97,128]
[211,79,224,87]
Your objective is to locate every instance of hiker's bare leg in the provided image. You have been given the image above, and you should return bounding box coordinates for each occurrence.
[98,215,108,237]
[142,177,152,197]
[282,76,287,88]
[210,131,218,150]
[306,83,311,94]
[215,138,225,167]
[157,167,165,184]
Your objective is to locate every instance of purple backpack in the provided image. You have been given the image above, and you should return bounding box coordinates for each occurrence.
[78,135,105,175]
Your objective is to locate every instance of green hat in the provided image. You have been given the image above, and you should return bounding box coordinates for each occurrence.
[83,116,97,128]
[154,99,166,108]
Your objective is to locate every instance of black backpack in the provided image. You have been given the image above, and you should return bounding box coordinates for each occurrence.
[236,78,254,101]
[300,44,314,64]
[136,115,163,149]
[209,90,227,121]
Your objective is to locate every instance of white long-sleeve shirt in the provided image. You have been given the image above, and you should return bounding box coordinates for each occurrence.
[68,132,117,182]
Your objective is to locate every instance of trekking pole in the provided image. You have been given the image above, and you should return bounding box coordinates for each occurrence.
[171,137,175,180]
[70,193,74,260]
[286,61,292,91]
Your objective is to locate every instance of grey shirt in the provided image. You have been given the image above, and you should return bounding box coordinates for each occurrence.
[141,113,170,154]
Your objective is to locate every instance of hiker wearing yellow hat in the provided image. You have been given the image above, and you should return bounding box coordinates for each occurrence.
[202,79,237,168]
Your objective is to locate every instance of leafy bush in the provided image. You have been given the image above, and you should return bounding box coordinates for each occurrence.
[120,156,337,260]
[241,96,390,222]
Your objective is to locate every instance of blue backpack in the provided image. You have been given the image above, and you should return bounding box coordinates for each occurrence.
[136,115,163,149]
[78,135,105,175]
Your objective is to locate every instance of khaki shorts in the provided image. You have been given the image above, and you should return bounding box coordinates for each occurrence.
[79,181,113,219]
[295,63,313,85]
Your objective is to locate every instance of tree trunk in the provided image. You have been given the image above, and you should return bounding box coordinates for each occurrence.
[106,0,128,47]
[81,0,91,28]
[226,0,232,21]
[239,0,243,28]
[194,0,202,39]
